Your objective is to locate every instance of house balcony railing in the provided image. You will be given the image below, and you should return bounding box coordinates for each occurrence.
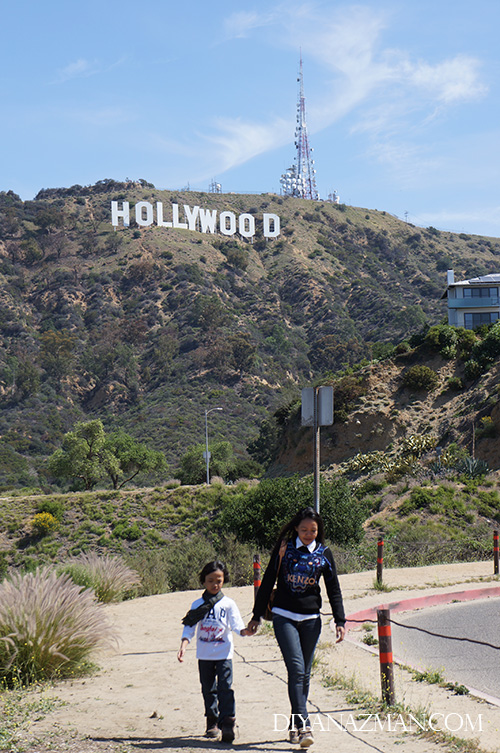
[447,297,500,309]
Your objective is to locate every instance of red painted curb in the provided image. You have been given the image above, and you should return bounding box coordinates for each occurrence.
[344,585,500,629]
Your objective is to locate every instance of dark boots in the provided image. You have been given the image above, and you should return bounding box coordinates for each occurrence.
[220,716,237,743]
[205,716,220,739]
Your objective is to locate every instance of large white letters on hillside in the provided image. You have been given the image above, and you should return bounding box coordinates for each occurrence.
[111,201,280,239]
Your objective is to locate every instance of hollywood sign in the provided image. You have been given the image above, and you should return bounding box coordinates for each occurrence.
[111,201,281,239]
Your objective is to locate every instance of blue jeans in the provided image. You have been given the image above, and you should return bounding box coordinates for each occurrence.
[273,614,321,728]
[198,659,235,723]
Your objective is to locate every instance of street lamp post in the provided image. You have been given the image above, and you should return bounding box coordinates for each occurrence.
[205,407,223,484]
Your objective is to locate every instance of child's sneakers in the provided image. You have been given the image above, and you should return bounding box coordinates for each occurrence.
[298,727,314,747]
[205,717,221,740]
[289,727,300,744]
[220,716,237,743]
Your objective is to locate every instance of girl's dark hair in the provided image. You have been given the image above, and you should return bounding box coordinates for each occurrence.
[277,507,325,546]
[199,560,230,585]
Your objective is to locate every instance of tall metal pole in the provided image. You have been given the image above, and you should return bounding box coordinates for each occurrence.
[205,407,222,485]
[313,387,320,513]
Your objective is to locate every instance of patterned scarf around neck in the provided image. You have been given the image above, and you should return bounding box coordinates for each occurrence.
[181,589,224,627]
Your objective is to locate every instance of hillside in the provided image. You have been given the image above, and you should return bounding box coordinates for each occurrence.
[265,338,500,478]
[1,179,500,489]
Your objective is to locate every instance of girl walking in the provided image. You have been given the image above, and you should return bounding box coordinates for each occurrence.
[247,507,345,748]
[178,560,251,742]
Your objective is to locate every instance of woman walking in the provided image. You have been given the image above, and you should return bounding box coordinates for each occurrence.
[247,507,345,748]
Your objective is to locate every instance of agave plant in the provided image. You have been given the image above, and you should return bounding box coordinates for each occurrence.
[400,434,437,458]
[457,457,489,479]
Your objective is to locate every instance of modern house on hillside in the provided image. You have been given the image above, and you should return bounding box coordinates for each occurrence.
[444,270,500,329]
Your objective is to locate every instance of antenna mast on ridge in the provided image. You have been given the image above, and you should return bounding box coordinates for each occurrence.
[280,54,319,200]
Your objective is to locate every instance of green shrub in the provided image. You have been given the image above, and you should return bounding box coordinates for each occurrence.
[425,325,458,357]
[165,535,216,591]
[215,475,367,549]
[112,521,142,541]
[0,568,116,686]
[402,365,439,391]
[211,533,260,586]
[394,341,411,354]
[126,550,171,596]
[59,553,141,603]
[400,488,433,515]
[463,359,483,381]
[455,328,477,359]
[36,498,64,521]
[446,376,463,391]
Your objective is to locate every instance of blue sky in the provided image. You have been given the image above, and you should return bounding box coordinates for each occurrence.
[2,0,500,236]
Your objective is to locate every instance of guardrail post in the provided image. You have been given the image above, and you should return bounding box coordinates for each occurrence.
[253,554,262,598]
[376,536,384,585]
[377,608,395,705]
[494,530,499,575]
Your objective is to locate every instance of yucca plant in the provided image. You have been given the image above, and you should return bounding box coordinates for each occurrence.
[60,553,141,603]
[0,568,116,686]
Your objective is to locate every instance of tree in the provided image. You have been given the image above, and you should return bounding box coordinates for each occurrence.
[102,431,167,489]
[229,333,256,374]
[39,329,76,378]
[189,295,232,333]
[48,420,108,490]
[47,420,167,490]
[216,475,367,548]
[178,441,236,485]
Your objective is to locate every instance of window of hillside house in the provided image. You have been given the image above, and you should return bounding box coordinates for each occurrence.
[463,287,499,298]
[464,312,500,329]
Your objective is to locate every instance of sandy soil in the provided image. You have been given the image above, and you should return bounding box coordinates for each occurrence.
[13,561,500,753]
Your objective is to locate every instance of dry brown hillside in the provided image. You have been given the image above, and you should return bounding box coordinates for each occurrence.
[270,350,500,476]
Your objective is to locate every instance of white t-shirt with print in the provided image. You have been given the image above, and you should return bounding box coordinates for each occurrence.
[181,594,245,660]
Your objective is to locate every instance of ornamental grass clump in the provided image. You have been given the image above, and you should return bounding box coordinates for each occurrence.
[61,553,141,603]
[0,567,116,687]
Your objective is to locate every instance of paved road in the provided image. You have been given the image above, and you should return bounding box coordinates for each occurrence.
[390,597,500,698]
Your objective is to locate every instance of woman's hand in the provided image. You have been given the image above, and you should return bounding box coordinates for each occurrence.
[246,619,260,635]
[336,625,346,643]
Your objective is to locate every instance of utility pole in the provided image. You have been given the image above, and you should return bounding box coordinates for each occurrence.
[301,386,334,513]
[204,407,223,484]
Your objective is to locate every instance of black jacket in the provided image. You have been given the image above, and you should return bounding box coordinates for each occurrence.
[252,539,345,626]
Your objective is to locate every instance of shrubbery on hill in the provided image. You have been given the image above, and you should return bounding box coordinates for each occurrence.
[215,475,368,549]
[402,364,439,392]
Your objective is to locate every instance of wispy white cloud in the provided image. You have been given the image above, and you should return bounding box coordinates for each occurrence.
[52,56,126,84]
[369,140,442,187]
[224,10,277,39]
[204,116,291,173]
[54,58,100,83]
[408,55,487,104]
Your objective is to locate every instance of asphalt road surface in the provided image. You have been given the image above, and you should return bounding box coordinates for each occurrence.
[390,597,500,699]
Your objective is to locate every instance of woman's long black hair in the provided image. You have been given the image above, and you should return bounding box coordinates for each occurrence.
[275,506,325,547]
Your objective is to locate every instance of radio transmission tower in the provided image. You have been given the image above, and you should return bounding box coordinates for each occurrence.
[280,55,319,200]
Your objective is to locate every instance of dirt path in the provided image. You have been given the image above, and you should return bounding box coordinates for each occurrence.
[16,562,500,753]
